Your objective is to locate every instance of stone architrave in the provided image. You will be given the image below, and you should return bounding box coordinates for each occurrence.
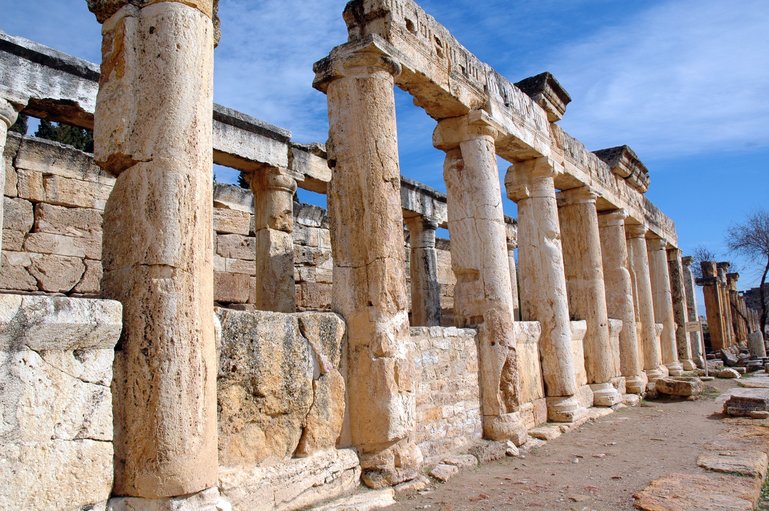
[251,166,297,313]
[558,187,622,406]
[598,210,646,394]
[505,222,521,320]
[313,45,421,488]
[626,225,665,381]
[682,256,705,368]
[87,0,219,500]
[647,237,683,376]
[0,97,20,260]
[405,216,441,327]
[668,248,696,370]
[434,113,525,443]
[506,157,586,422]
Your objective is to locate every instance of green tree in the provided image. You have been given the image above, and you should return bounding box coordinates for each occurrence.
[237,172,250,189]
[9,113,28,135]
[727,209,769,336]
[35,119,94,152]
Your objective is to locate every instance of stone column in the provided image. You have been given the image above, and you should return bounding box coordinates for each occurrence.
[699,262,727,351]
[406,216,441,327]
[505,223,521,321]
[626,225,665,381]
[506,157,586,422]
[598,210,646,394]
[718,263,735,347]
[88,0,219,502]
[668,248,696,370]
[558,187,621,406]
[251,167,297,313]
[434,113,525,443]
[0,98,20,260]
[313,46,420,487]
[647,237,683,375]
[682,256,704,367]
[727,273,746,343]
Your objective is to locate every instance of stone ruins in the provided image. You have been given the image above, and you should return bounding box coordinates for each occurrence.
[0,0,765,510]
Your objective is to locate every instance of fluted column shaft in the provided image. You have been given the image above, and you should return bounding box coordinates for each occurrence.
[88,0,218,499]
[434,114,525,443]
[647,237,683,375]
[626,225,665,381]
[668,248,696,370]
[681,256,704,367]
[406,216,441,327]
[506,157,586,423]
[558,187,621,406]
[599,210,646,394]
[251,167,297,312]
[316,47,420,487]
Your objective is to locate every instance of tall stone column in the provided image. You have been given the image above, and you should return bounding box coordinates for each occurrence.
[88,0,219,502]
[626,225,665,381]
[598,210,646,394]
[251,167,297,313]
[406,216,441,327]
[313,46,421,487]
[505,223,521,321]
[647,237,683,375]
[434,113,525,443]
[699,262,727,351]
[682,256,704,367]
[506,157,586,422]
[718,263,735,347]
[0,98,20,260]
[558,187,621,406]
[668,248,696,370]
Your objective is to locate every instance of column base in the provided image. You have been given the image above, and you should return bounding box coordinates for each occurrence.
[625,373,649,395]
[590,382,623,407]
[482,412,528,446]
[645,366,666,382]
[680,358,697,371]
[693,356,706,369]
[359,440,422,489]
[108,487,229,511]
[666,361,684,376]
[546,395,588,423]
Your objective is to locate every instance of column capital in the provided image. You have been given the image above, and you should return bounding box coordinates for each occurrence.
[681,256,693,267]
[87,0,217,24]
[504,157,562,202]
[406,215,439,232]
[557,185,598,207]
[433,109,499,150]
[625,223,648,239]
[598,208,628,227]
[646,236,667,251]
[313,39,401,93]
[252,167,298,194]
[0,97,20,128]
[505,222,518,250]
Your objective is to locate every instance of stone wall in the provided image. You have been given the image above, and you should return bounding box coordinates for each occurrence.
[0,294,122,511]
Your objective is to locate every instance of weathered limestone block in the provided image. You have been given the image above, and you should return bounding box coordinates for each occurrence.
[108,487,226,511]
[314,43,421,486]
[723,388,769,416]
[217,234,257,261]
[214,207,251,236]
[74,258,103,295]
[218,449,360,511]
[214,272,252,304]
[28,253,87,292]
[506,157,585,423]
[24,231,102,259]
[516,321,545,428]
[3,196,33,232]
[216,309,346,466]
[0,294,122,511]
[654,377,703,397]
[12,133,113,186]
[36,203,103,237]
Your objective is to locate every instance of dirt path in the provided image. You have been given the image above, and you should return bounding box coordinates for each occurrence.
[392,379,738,511]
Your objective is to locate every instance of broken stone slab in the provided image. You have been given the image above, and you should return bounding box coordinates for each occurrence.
[655,377,704,397]
[108,487,229,511]
[505,441,520,457]
[520,437,547,452]
[441,454,478,470]
[633,472,758,511]
[723,388,769,417]
[393,474,430,495]
[734,366,747,374]
[309,488,396,511]
[721,349,739,367]
[429,463,459,482]
[529,424,562,441]
[467,441,508,463]
[750,411,769,419]
[623,394,641,406]
[697,451,768,479]
[718,368,741,379]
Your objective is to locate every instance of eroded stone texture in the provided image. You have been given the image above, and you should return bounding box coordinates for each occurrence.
[599,210,646,394]
[0,294,121,511]
[681,256,704,368]
[626,225,665,381]
[251,167,297,313]
[90,0,218,498]
[699,261,730,351]
[0,97,20,261]
[647,237,683,376]
[434,112,522,441]
[506,157,585,422]
[406,216,441,327]
[667,248,695,370]
[315,44,420,487]
[558,186,621,406]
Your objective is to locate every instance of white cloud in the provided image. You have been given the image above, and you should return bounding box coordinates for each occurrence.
[549,0,769,158]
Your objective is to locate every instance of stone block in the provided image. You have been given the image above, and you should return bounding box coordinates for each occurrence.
[214,272,252,304]
[633,472,758,511]
[723,388,769,417]
[214,207,251,236]
[27,253,87,293]
[309,487,395,511]
[718,368,741,379]
[73,259,103,296]
[42,174,112,210]
[697,451,768,479]
[468,441,508,463]
[216,233,256,261]
[655,377,703,397]
[14,136,111,185]
[296,281,332,311]
[16,168,44,202]
[25,231,102,259]
[3,197,33,232]
[0,251,37,291]
[2,229,25,251]
[529,424,563,441]
[442,454,478,469]
[429,463,459,482]
[35,203,103,237]
[108,487,225,511]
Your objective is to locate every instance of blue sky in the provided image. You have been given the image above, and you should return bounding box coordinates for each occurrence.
[2,0,768,296]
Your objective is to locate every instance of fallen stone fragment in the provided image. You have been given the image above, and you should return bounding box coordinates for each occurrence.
[718,368,741,379]
[394,474,430,495]
[623,394,641,406]
[655,377,703,397]
[505,441,520,457]
[442,454,478,470]
[723,388,769,417]
[529,425,562,441]
[750,410,769,419]
[633,472,757,511]
[468,441,508,463]
[697,451,768,479]
[429,464,459,482]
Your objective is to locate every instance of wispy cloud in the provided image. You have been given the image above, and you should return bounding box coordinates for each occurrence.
[548,0,769,158]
